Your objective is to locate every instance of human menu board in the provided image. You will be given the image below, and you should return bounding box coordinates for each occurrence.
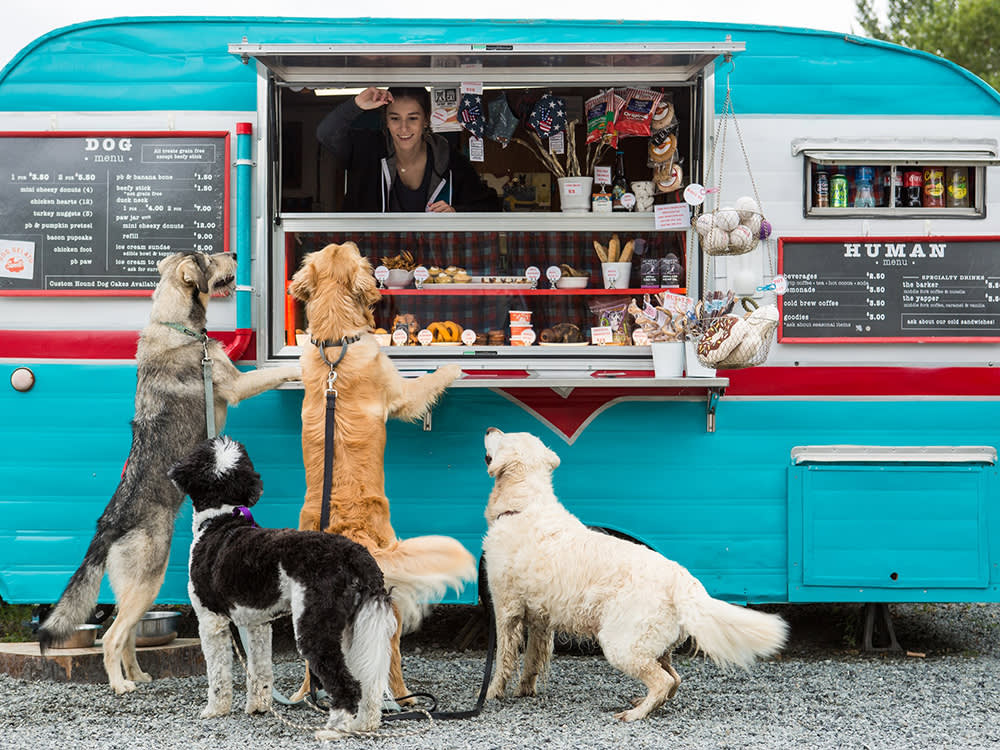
[0,132,228,295]
[778,236,1000,342]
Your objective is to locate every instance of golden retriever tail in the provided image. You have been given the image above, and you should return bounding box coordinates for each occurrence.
[371,536,477,634]
[679,589,789,670]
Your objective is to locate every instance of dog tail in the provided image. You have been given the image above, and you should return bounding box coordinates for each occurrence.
[371,536,476,633]
[677,579,788,670]
[37,534,111,653]
[343,592,396,730]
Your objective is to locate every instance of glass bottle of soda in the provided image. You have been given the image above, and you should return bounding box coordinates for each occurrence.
[923,167,945,208]
[903,170,923,208]
[854,166,875,208]
[946,166,970,207]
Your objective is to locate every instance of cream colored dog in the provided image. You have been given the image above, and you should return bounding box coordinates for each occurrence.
[289,241,475,702]
[482,428,788,722]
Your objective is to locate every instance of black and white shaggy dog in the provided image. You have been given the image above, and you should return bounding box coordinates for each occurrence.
[168,436,396,739]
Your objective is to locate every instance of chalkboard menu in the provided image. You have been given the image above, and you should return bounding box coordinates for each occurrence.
[0,133,229,295]
[779,236,1000,342]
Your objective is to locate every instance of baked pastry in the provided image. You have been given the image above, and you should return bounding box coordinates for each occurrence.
[452,271,471,283]
[651,100,675,130]
[649,134,676,163]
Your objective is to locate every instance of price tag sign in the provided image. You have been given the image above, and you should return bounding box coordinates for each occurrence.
[468,136,484,163]
[391,327,408,346]
[621,192,636,211]
[683,183,707,206]
[773,275,788,295]
[654,203,691,231]
[591,325,613,345]
[525,265,541,288]
[643,301,659,321]
[413,265,429,289]
[632,329,650,346]
[594,165,612,185]
[374,265,389,287]
[546,265,562,288]
[461,328,477,346]
[417,328,434,346]
[519,327,537,345]
[461,81,484,95]
[549,131,565,155]
[605,267,619,288]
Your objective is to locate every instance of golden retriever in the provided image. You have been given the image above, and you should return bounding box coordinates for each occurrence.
[289,242,476,702]
[482,427,788,721]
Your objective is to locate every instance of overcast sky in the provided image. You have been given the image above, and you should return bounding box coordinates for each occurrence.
[0,1,874,71]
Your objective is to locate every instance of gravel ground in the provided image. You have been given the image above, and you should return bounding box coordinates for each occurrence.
[2,602,999,749]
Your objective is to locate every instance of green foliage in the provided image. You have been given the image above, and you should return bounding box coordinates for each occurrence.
[0,600,34,642]
[855,0,1000,90]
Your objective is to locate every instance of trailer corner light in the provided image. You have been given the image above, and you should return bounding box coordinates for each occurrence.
[11,367,35,392]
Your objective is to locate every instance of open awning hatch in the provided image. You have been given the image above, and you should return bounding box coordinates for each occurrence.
[229,41,746,87]
[792,137,1000,166]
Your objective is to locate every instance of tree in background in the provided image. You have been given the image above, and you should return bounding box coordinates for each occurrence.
[855,0,1000,90]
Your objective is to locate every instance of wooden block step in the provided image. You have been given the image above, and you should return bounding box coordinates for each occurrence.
[0,638,205,683]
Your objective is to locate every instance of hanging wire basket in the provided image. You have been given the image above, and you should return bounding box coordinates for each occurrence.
[693,299,779,370]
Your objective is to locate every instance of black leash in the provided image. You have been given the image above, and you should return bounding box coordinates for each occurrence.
[314,334,360,533]
[312,333,496,722]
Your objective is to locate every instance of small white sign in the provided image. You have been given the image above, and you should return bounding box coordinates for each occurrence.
[632,329,650,346]
[524,265,541,284]
[468,136,484,162]
[413,265,429,285]
[461,81,484,95]
[591,325,614,345]
[546,265,562,286]
[773,275,788,295]
[620,192,636,211]
[0,240,35,280]
[683,183,707,206]
[519,328,537,345]
[417,328,434,346]
[594,166,612,185]
[654,203,691,231]
[392,327,408,346]
[461,328,477,346]
[549,131,565,155]
[373,264,389,284]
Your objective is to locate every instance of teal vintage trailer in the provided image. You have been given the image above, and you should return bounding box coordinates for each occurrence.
[2,18,999,616]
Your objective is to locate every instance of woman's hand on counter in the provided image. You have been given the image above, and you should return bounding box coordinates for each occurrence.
[427,200,456,213]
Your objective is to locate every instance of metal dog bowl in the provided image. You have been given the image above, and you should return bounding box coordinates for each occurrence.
[49,623,102,649]
[133,611,181,647]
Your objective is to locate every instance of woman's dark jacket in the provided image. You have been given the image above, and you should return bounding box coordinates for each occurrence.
[316,99,500,212]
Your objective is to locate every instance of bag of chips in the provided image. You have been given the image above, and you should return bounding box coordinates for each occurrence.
[585,89,618,146]
[589,297,631,345]
[615,87,663,138]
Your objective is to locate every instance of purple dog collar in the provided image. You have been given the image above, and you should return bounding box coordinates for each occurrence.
[232,506,257,526]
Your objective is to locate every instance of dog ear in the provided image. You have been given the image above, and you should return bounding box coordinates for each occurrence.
[288,254,317,302]
[178,254,209,293]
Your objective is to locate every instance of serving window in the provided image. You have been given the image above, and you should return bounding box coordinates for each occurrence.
[234,41,746,372]
[793,138,999,219]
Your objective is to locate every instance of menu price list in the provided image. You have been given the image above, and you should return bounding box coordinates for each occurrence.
[0,135,226,293]
[779,239,1000,341]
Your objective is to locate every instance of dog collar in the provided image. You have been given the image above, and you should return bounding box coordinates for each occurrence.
[160,322,208,342]
[232,506,257,526]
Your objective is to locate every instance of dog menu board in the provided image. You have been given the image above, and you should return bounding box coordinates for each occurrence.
[0,133,228,295]
[778,236,1000,342]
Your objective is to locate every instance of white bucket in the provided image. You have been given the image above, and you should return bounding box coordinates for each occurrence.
[557,177,593,213]
[651,342,685,378]
[601,262,632,289]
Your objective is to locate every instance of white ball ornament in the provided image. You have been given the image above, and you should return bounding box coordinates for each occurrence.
[735,196,760,221]
[714,207,740,232]
[728,225,754,253]
[743,213,763,239]
[695,213,715,237]
[703,228,729,253]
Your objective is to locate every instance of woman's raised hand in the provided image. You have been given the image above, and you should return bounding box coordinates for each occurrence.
[354,87,393,111]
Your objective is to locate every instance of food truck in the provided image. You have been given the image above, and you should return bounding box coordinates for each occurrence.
[2,18,999,623]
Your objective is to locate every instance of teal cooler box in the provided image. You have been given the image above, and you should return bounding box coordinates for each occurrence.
[787,446,999,602]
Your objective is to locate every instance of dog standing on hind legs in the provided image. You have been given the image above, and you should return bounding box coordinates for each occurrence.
[37,251,301,695]
[288,241,476,703]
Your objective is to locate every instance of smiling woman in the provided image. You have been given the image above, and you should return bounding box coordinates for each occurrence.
[315,85,500,213]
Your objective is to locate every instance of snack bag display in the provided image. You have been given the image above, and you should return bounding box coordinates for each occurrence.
[589,297,631,345]
[585,89,618,146]
[616,88,663,138]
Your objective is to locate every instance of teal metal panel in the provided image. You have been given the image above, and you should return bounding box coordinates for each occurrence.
[0,18,996,116]
[3,362,1000,606]
[797,466,989,588]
